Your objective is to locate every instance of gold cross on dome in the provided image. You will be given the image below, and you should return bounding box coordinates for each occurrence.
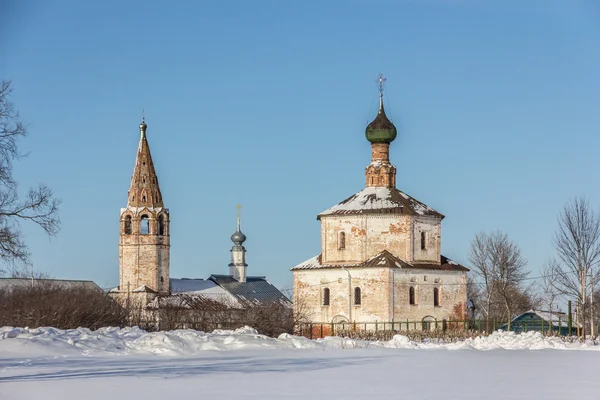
[377,73,387,95]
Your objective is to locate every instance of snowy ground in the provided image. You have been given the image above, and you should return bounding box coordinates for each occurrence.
[1,327,599,399]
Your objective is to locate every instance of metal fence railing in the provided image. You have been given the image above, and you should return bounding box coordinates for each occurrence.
[297,318,580,340]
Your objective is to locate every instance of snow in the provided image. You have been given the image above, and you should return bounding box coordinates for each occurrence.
[1,327,599,399]
[319,187,439,216]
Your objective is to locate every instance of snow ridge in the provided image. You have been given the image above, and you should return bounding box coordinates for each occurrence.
[1,326,598,357]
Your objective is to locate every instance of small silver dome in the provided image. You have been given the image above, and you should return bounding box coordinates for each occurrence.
[231,230,246,245]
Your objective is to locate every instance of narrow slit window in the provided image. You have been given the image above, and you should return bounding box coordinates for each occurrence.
[323,288,330,306]
[434,287,440,307]
[338,232,346,250]
[354,287,361,305]
[421,231,427,250]
[409,286,416,305]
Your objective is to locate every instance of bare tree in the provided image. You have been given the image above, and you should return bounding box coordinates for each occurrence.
[540,261,560,314]
[468,231,529,330]
[0,80,60,276]
[487,231,529,329]
[551,197,600,337]
[468,232,496,332]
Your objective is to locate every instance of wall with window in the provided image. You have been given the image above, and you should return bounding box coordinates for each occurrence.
[412,216,441,263]
[293,267,393,323]
[321,214,415,265]
[391,268,467,324]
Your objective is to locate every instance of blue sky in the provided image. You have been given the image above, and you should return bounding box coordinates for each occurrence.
[1,0,599,291]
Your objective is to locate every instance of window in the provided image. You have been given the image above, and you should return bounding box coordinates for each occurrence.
[160,276,164,283]
[158,214,166,236]
[323,288,330,306]
[140,214,150,235]
[409,286,416,305]
[434,287,440,307]
[142,195,147,203]
[124,215,132,234]
[354,287,361,305]
[421,231,427,250]
[338,232,346,250]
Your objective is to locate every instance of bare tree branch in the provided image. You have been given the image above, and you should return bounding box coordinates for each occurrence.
[0,80,61,276]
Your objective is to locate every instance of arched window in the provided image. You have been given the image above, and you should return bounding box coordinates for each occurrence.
[433,287,440,307]
[323,288,330,306]
[158,214,166,236]
[142,195,147,203]
[409,286,416,305]
[421,231,427,250]
[140,214,150,235]
[338,232,346,250]
[354,287,361,305]
[124,215,132,234]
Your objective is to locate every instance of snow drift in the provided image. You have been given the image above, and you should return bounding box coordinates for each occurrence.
[0,325,597,357]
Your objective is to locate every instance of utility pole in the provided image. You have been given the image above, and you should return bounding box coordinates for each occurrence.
[591,271,595,337]
[342,266,352,323]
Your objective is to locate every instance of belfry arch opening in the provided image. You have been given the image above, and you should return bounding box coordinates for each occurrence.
[158,214,166,236]
[124,215,132,234]
[140,214,150,235]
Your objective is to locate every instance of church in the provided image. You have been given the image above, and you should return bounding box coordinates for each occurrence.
[109,119,290,324]
[292,76,468,328]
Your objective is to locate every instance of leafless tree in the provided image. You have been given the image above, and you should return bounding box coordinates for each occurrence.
[551,197,600,337]
[488,232,529,329]
[469,231,529,330]
[540,261,560,315]
[468,232,496,332]
[0,80,60,276]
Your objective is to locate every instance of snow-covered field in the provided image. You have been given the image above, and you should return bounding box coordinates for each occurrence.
[1,326,598,399]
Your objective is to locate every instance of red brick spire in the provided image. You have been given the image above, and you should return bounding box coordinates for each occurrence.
[127,119,164,208]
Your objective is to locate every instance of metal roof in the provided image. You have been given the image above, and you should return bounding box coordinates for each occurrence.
[291,250,468,272]
[318,187,444,219]
[0,278,102,291]
[209,275,291,307]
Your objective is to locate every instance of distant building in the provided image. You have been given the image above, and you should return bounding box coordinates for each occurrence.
[0,278,102,292]
[500,310,580,335]
[109,120,290,326]
[292,77,468,328]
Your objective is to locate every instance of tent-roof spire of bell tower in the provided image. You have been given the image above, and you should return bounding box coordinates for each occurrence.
[127,119,164,208]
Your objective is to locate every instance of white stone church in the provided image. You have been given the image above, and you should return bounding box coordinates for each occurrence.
[292,77,468,328]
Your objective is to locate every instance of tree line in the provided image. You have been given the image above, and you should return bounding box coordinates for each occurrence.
[468,197,600,337]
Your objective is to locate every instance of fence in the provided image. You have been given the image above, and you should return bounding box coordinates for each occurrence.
[297,318,577,340]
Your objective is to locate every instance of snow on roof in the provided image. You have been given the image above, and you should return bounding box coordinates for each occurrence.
[0,278,102,291]
[521,310,582,328]
[169,278,241,307]
[318,187,443,219]
[291,251,467,272]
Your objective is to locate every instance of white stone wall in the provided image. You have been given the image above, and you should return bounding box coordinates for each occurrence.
[412,216,441,263]
[293,267,392,323]
[321,215,412,264]
[391,268,467,322]
[293,267,467,325]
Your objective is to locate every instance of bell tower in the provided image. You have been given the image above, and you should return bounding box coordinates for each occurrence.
[118,119,170,296]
